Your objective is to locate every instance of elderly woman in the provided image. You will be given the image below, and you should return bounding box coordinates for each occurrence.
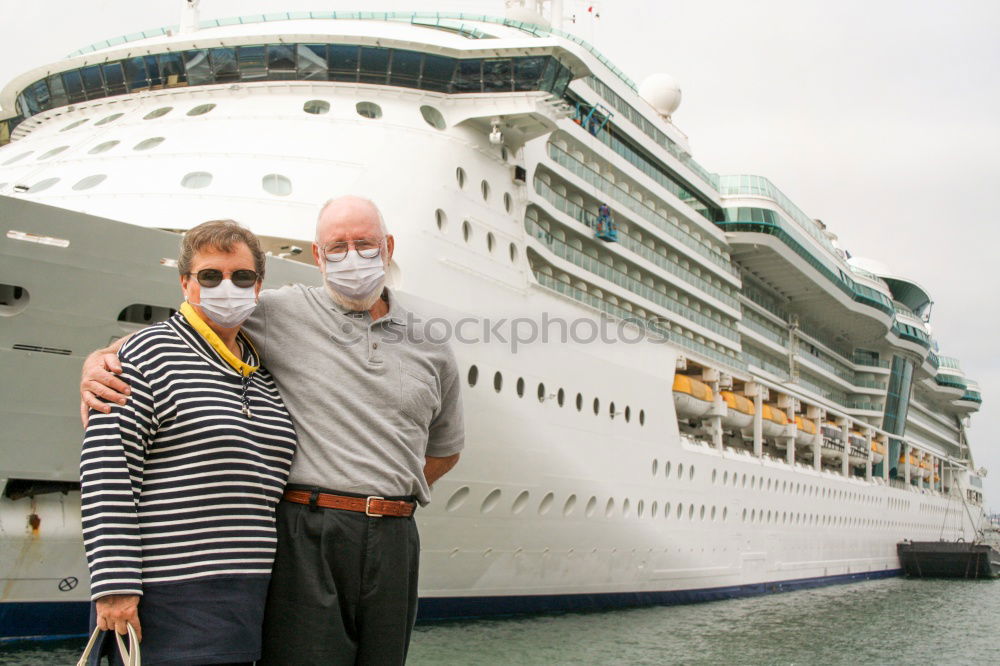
[79,220,296,665]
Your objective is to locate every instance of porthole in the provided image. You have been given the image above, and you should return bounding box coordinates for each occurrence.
[677,463,684,479]
[420,105,446,130]
[2,151,32,165]
[94,112,123,126]
[28,177,60,193]
[516,377,525,397]
[356,101,382,119]
[445,486,470,512]
[585,496,597,517]
[651,459,658,476]
[537,383,545,402]
[676,503,683,519]
[486,232,495,253]
[557,388,565,407]
[481,179,490,201]
[186,103,215,116]
[637,500,645,518]
[592,397,600,415]
[133,137,165,151]
[689,466,695,481]
[623,499,631,518]
[262,174,293,197]
[181,172,212,189]
[493,371,503,393]
[538,492,554,515]
[639,409,645,426]
[467,365,479,387]
[563,494,577,516]
[712,469,718,484]
[624,406,631,422]
[665,461,672,477]
[462,220,472,242]
[575,393,583,411]
[117,304,174,325]
[503,192,512,213]
[722,507,728,521]
[61,118,89,131]
[651,501,658,517]
[303,99,330,115]
[508,242,518,263]
[143,107,172,120]
[0,284,30,316]
[664,502,672,518]
[456,167,466,188]
[88,141,119,155]
[435,209,447,231]
[723,471,729,485]
[38,146,68,160]
[605,498,615,518]
[700,505,706,520]
[512,490,530,514]
[72,174,107,191]
[480,488,501,513]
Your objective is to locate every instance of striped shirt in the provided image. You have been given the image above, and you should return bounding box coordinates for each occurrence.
[80,308,297,600]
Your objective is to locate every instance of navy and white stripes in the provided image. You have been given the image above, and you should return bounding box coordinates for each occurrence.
[80,311,296,600]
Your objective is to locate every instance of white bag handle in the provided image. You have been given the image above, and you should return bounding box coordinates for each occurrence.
[76,624,141,666]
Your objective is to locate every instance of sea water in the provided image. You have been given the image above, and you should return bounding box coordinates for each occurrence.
[4,577,999,665]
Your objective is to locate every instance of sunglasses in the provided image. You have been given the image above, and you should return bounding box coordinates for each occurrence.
[188,269,259,288]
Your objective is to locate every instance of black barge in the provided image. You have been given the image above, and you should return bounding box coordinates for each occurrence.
[897,540,1000,579]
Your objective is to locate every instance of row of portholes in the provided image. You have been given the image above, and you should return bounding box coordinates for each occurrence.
[303,99,447,129]
[437,210,520,264]
[8,172,292,196]
[448,486,727,522]
[465,364,646,425]
[455,167,513,211]
[57,103,217,134]
[2,136,167,167]
[740,509,923,531]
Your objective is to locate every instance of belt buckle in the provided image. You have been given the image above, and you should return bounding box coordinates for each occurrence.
[365,496,385,517]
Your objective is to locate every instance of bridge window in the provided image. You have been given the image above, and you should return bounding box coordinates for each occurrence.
[360,47,390,84]
[184,50,211,85]
[209,48,238,83]
[267,45,297,79]
[80,65,104,98]
[390,50,423,87]
[421,54,454,92]
[102,63,126,95]
[237,46,266,81]
[328,45,360,82]
[297,45,328,80]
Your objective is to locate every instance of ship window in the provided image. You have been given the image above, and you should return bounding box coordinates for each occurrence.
[62,69,85,103]
[181,171,212,189]
[512,490,530,514]
[303,100,330,115]
[134,137,165,151]
[356,101,382,119]
[575,393,583,411]
[267,45,297,79]
[609,401,616,418]
[183,49,211,85]
[563,494,577,517]
[509,242,518,263]
[80,65,104,97]
[456,167,466,188]
[435,209,447,231]
[676,503,683,519]
[453,59,482,93]
[29,177,60,193]
[639,409,645,425]
[328,45,360,82]
[677,463,684,479]
[503,192,512,213]
[539,492,554,515]
[390,50,423,87]
[420,105,446,130]
[262,174,292,196]
[94,113,123,127]
[0,283,30,316]
[72,174,107,191]
[124,57,149,90]
[467,364,478,387]
[516,377,525,397]
[144,107,173,120]
[359,47,390,84]
[483,59,512,92]
[2,151,32,165]
[420,54,455,92]
[117,303,176,325]
[89,141,119,154]
[157,52,186,86]
[664,461,672,478]
[557,388,565,406]
[493,371,502,393]
[481,179,490,201]
[624,406,631,422]
[486,232,495,253]
[237,45,266,81]
[514,56,546,91]
[585,496,597,517]
[537,383,545,402]
[592,397,600,415]
[38,146,68,160]
[605,498,615,518]
[297,44,328,80]
[187,103,216,116]
[62,119,89,132]
[102,63,126,95]
[462,220,472,242]
[46,74,68,107]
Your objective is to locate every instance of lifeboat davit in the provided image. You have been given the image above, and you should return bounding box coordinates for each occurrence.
[672,375,714,419]
[720,390,754,429]
[898,453,920,477]
[794,415,820,449]
[820,422,844,462]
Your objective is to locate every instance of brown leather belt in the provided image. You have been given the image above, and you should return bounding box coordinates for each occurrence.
[283,489,415,518]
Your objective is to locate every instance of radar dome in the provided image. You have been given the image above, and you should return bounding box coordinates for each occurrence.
[639,73,682,117]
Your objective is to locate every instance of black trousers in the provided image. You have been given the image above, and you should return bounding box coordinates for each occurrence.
[260,496,421,666]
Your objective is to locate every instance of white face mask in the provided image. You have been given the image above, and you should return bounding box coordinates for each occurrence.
[324,252,385,301]
[195,279,257,329]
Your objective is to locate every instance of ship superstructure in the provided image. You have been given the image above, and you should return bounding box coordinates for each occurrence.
[0,3,986,639]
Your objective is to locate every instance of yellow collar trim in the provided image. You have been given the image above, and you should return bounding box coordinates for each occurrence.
[180,302,259,377]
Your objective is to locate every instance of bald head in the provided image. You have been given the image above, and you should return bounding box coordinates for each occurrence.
[315,195,387,245]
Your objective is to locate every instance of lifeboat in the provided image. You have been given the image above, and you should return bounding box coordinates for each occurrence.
[820,422,844,462]
[897,452,920,477]
[870,440,885,465]
[672,375,714,419]
[919,459,931,480]
[719,390,754,429]
[794,415,820,449]
[761,404,789,438]
[848,431,868,466]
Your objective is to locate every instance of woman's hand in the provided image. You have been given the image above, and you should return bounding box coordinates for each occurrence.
[95,594,142,642]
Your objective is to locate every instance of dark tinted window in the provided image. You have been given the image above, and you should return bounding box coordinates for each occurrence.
[102,63,126,95]
[184,50,212,85]
[514,57,545,91]
[209,48,238,82]
[420,54,454,92]
[483,59,512,92]
[62,70,85,103]
[81,65,104,98]
[144,55,162,87]
[124,57,148,90]
[328,45,359,82]
[46,74,68,107]
[297,44,328,80]
[267,45,296,79]
[237,46,266,81]
[389,49,422,87]
[453,59,481,93]
[158,53,186,86]
[359,47,389,84]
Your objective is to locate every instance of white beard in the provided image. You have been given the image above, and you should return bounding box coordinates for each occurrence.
[323,275,386,312]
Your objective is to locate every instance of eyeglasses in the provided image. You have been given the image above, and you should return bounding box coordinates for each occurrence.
[323,237,384,263]
[187,269,259,288]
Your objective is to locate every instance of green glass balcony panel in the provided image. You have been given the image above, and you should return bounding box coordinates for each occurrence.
[935,376,967,390]
[960,391,982,403]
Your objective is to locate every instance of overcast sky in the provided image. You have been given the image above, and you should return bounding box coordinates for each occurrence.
[2,0,997,508]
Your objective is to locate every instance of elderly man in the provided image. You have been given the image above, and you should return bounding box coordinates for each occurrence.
[81,196,464,665]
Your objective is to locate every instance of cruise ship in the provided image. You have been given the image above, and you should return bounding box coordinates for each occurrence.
[0,1,987,641]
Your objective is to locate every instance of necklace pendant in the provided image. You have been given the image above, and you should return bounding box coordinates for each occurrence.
[243,405,252,419]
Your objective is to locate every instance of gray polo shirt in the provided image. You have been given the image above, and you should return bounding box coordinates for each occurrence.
[242,284,464,505]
